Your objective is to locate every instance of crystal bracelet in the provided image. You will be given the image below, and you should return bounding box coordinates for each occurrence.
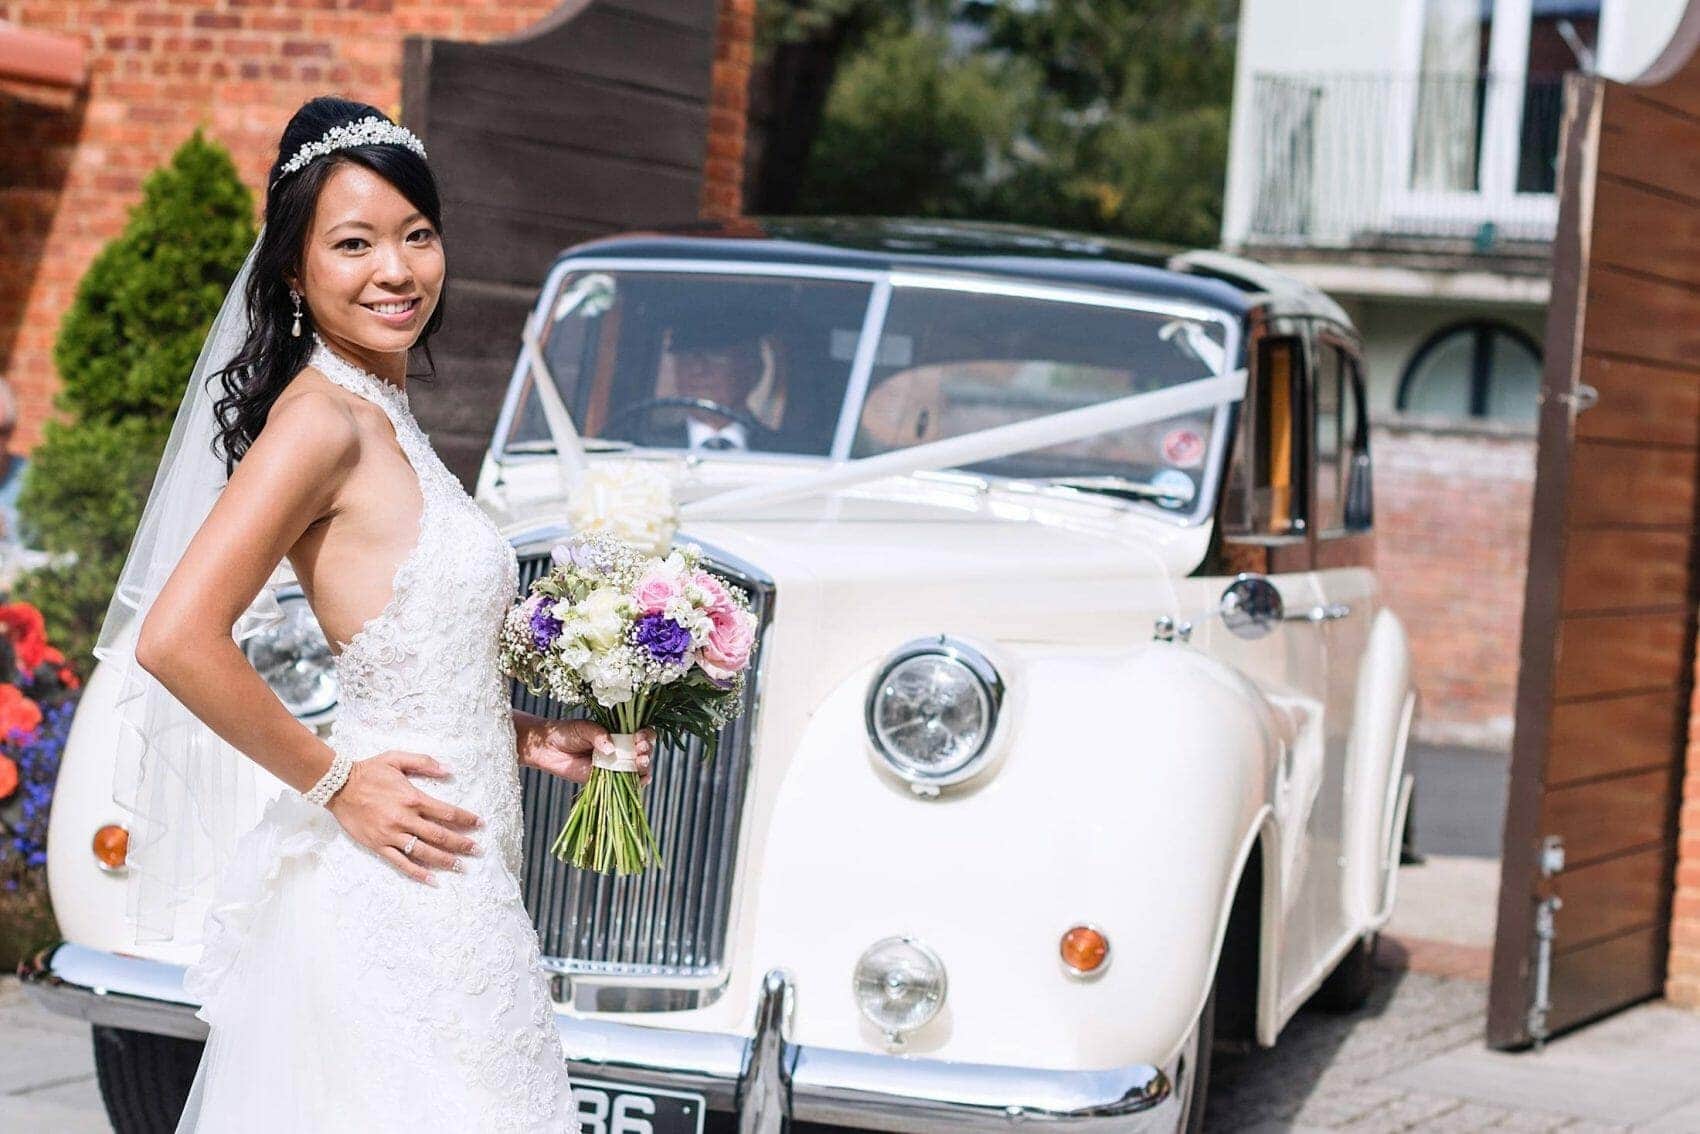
[302,750,354,807]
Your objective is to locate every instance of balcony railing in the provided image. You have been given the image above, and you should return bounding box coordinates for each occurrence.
[1241,72,1568,254]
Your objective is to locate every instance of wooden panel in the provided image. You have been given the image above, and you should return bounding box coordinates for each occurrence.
[1583,265,1700,370]
[1564,439,1698,529]
[1552,612,1690,700]
[496,8,715,100]
[1575,353,1700,448]
[427,47,709,170]
[1559,527,1695,614]
[1542,766,1679,866]
[1546,924,1670,1036]
[1593,174,1700,290]
[1553,847,1675,949]
[1597,86,1700,200]
[1548,689,1688,785]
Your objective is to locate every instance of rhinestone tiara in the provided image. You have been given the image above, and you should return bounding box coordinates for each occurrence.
[272,115,428,187]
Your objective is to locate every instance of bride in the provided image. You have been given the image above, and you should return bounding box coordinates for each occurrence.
[106,96,652,1131]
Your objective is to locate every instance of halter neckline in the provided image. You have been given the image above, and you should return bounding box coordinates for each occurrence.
[309,334,410,415]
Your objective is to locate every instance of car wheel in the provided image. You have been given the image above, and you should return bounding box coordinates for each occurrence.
[91,1025,203,1134]
[1312,932,1378,1013]
[1176,975,1217,1134]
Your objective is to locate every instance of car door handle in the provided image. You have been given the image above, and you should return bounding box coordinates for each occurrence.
[1285,602,1351,624]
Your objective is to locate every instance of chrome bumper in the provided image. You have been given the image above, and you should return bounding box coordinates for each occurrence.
[20,943,1183,1132]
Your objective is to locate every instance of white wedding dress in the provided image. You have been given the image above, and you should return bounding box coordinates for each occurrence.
[174,342,579,1132]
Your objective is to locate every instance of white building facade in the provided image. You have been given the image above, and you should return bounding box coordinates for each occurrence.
[1223,0,1685,424]
[1220,0,1689,748]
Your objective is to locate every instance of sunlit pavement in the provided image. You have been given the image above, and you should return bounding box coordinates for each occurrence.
[0,975,107,1133]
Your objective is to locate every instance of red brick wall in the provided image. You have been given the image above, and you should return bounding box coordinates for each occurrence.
[0,0,752,453]
[1674,688,1700,1008]
[1372,425,1536,750]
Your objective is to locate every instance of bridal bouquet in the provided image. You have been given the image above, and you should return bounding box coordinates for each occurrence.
[498,530,757,874]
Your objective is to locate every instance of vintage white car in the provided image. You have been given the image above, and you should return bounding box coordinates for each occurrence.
[24,220,1415,1134]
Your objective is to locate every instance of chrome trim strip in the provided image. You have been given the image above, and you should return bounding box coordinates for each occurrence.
[22,948,1182,1133]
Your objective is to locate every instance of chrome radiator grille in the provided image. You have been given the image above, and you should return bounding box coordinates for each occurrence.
[508,546,770,982]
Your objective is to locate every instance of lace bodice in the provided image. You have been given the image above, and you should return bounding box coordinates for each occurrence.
[308,338,520,747]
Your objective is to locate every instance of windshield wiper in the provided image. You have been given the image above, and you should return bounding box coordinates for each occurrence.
[1042,475,1196,505]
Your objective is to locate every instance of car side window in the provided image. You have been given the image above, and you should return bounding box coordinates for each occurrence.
[1314,336,1372,536]
[1223,333,1308,537]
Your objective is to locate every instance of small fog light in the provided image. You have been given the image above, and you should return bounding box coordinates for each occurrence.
[853,936,946,1042]
[1060,924,1110,978]
[93,824,129,873]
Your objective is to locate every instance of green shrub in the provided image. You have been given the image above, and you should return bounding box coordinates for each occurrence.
[17,132,255,669]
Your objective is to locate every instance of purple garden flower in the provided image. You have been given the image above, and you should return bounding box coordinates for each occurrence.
[528,598,563,651]
[634,613,692,665]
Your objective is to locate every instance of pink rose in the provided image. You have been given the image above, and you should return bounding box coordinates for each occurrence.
[698,606,756,680]
[634,570,683,614]
[691,570,732,611]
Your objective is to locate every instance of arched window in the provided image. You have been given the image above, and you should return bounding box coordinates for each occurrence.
[1396,319,1541,424]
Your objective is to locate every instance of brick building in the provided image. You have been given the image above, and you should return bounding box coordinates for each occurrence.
[0,0,754,456]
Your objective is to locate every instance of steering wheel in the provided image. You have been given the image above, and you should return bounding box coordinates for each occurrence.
[602,396,776,446]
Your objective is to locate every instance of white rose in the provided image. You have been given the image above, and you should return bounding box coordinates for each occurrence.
[573,587,628,651]
[567,461,679,557]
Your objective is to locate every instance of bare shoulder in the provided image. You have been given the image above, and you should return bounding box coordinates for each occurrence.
[238,370,363,481]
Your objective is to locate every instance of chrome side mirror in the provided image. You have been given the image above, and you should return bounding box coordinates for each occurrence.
[1220,574,1284,640]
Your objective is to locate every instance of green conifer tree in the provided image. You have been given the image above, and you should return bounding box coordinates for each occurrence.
[15,131,255,668]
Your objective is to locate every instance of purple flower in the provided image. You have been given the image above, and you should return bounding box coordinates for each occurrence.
[527,598,563,651]
[633,613,692,665]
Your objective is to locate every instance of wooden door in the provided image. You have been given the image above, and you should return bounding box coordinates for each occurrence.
[1488,51,1700,1048]
[400,0,721,483]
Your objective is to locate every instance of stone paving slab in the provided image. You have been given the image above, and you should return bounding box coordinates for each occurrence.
[1207,968,1700,1133]
[0,976,108,1133]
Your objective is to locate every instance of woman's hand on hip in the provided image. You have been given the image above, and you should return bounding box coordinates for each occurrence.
[521,719,654,787]
[325,750,483,885]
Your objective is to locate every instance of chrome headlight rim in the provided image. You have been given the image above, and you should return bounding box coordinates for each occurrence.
[240,585,338,724]
[863,634,1005,789]
[851,933,949,1040]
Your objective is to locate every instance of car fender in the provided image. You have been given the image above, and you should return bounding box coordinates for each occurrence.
[740,640,1283,1071]
[1342,608,1416,930]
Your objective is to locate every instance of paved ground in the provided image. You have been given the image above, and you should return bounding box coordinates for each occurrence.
[9,744,1697,1133]
[0,975,107,1133]
[1206,963,1700,1132]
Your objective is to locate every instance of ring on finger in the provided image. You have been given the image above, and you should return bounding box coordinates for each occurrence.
[401,833,420,857]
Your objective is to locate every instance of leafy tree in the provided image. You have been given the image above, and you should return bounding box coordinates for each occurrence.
[797,29,1044,217]
[777,0,1240,247]
[16,132,255,668]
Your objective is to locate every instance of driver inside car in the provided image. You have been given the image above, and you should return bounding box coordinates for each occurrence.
[660,318,771,452]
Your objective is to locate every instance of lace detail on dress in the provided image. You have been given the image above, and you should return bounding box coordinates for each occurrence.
[177,338,573,1132]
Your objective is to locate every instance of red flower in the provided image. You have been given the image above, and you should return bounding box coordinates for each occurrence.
[0,602,51,673]
[0,685,42,737]
[0,753,16,800]
[58,666,80,690]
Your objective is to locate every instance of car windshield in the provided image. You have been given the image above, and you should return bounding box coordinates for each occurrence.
[504,267,1236,517]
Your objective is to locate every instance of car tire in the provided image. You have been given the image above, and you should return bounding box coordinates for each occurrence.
[1178,975,1217,1134]
[91,1025,203,1134]
[1312,932,1378,1013]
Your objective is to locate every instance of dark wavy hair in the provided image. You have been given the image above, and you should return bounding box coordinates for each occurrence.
[211,96,445,473]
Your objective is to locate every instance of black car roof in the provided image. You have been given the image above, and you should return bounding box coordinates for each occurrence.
[551,218,1350,324]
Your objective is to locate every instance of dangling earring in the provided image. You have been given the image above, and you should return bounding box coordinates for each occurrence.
[289,289,304,339]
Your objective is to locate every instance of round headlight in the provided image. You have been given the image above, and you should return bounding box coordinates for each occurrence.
[242,591,337,720]
[852,935,947,1041]
[865,636,1003,787]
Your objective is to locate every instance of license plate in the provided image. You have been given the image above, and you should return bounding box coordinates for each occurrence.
[571,1078,707,1134]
